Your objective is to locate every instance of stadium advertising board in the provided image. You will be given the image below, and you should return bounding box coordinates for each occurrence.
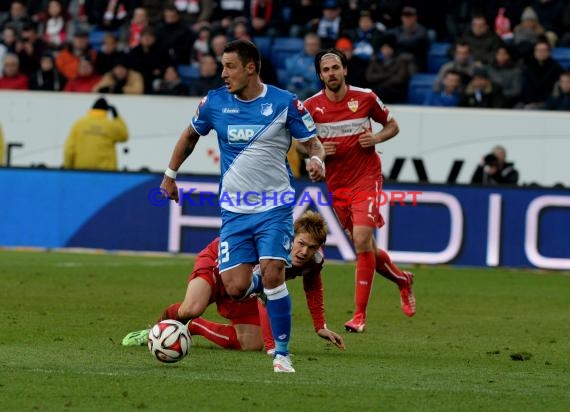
[1,169,568,270]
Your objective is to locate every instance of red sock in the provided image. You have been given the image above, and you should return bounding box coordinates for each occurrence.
[188,317,242,350]
[375,249,408,287]
[158,303,185,322]
[354,251,376,318]
[258,300,275,352]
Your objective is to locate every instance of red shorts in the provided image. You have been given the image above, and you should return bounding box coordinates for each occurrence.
[330,177,385,234]
[189,265,260,327]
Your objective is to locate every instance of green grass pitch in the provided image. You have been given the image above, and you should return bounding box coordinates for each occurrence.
[1,250,569,411]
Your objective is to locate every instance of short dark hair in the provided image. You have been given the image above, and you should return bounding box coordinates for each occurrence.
[314,48,348,75]
[223,39,261,74]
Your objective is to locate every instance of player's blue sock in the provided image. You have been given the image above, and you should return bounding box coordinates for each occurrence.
[241,270,263,299]
[264,283,291,356]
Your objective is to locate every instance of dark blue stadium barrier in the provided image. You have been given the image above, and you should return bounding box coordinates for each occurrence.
[177,64,200,86]
[252,36,273,59]
[552,47,570,70]
[270,37,304,69]
[88,29,118,51]
[427,42,451,73]
[407,73,437,105]
[2,168,569,270]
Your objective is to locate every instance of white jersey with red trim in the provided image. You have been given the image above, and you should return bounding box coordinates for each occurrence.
[304,85,391,188]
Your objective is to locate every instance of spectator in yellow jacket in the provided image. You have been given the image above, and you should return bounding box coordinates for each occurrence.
[63,97,129,170]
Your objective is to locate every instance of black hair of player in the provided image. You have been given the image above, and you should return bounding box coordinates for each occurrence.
[223,39,261,74]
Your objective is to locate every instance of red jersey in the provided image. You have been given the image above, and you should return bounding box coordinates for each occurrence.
[304,86,391,189]
[193,238,327,331]
[285,250,326,331]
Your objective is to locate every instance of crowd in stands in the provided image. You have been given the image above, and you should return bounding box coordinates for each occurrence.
[0,0,569,110]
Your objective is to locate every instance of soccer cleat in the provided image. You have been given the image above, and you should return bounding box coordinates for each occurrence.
[273,354,295,373]
[266,348,275,356]
[121,329,150,346]
[399,271,416,317]
[344,315,366,333]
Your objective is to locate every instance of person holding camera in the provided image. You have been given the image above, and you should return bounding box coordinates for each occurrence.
[471,145,519,185]
[63,97,129,171]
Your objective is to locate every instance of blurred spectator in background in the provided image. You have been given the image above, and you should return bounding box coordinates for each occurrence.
[29,52,66,91]
[128,26,168,94]
[191,25,211,65]
[188,53,224,96]
[485,45,523,108]
[0,1,32,34]
[155,4,193,65]
[460,67,505,108]
[444,0,475,41]
[1,26,18,68]
[40,0,69,50]
[434,41,476,92]
[63,57,102,92]
[93,57,144,94]
[365,34,409,103]
[16,22,46,76]
[56,30,97,80]
[174,0,213,32]
[461,14,503,65]
[386,6,430,74]
[28,0,69,21]
[210,0,246,34]
[229,16,252,41]
[127,7,148,49]
[560,2,570,46]
[349,10,383,62]
[141,0,164,25]
[520,37,563,109]
[210,32,228,70]
[471,145,519,185]
[423,69,462,107]
[94,32,125,75]
[544,71,570,111]
[530,0,564,44]
[63,97,129,171]
[84,0,132,31]
[513,7,546,60]
[335,36,369,88]
[152,65,189,96]
[288,0,322,38]
[284,32,321,99]
[493,7,513,41]
[375,0,404,31]
[246,0,282,37]
[314,0,345,49]
[0,53,29,90]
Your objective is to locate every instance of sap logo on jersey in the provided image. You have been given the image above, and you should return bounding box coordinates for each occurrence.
[227,125,263,143]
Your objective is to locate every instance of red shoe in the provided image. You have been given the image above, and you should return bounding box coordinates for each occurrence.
[344,314,366,333]
[399,271,416,317]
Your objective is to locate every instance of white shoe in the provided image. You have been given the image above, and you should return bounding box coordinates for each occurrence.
[273,354,295,373]
[266,348,275,356]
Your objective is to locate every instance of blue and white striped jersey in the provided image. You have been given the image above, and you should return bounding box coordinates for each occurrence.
[191,84,317,213]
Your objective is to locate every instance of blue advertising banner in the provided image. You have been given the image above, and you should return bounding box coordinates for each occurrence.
[1,168,568,270]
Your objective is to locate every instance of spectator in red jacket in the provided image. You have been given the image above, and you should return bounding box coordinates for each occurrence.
[63,57,102,92]
[0,53,29,90]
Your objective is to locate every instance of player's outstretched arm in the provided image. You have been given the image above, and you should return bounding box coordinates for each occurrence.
[317,328,346,349]
[160,127,200,202]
